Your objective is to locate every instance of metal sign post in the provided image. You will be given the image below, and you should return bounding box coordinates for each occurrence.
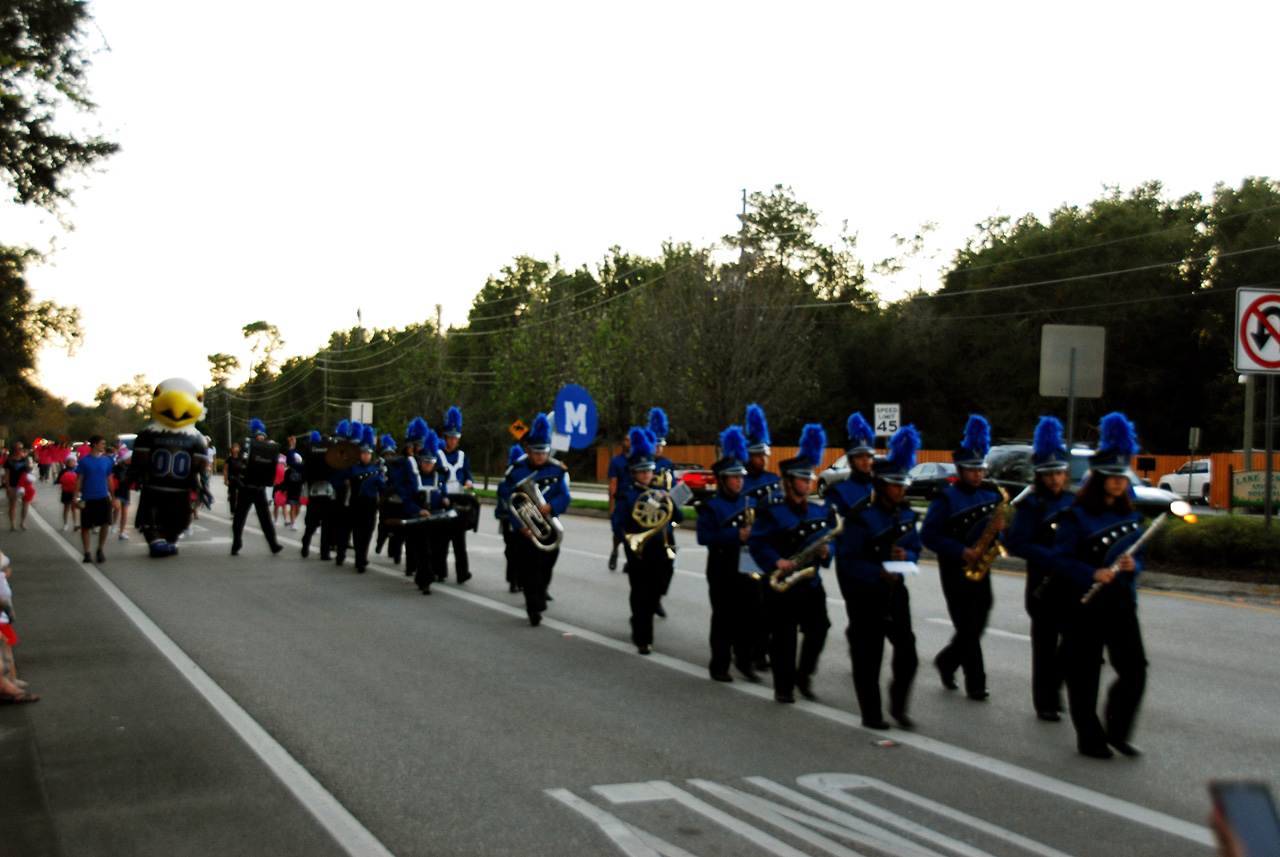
[1040,325,1105,445]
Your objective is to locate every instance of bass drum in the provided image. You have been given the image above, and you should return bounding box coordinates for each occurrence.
[448,493,480,531]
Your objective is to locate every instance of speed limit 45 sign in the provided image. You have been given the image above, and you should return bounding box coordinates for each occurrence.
[874,403,900,437]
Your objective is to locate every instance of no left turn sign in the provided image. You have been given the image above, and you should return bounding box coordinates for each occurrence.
[1236,289,1280,373]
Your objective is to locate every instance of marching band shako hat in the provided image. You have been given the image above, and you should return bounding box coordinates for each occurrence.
[745,404,771,455]
[358,424,376,453]
[779,424,826,481]
[952,414,991,469]
[249,418,267,438]
[627,427,656,472]
[335,419,351,440]
[309,430,321,443]
[525,413,552,454]
[845,412,875,457]
[418,429,440,463]
[1091,412,1139,476]
[873,424,921,485]
[648,408,669,448]
[442,406,463,439]
[712,425,749,478]
[379,433,397,455]
[404,417,428,449]
[1032,415,1070,473]
[507,444,525,468]
[349,421,364,445]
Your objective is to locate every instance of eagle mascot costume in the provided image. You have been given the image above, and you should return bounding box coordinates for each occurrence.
[127,378,212,557]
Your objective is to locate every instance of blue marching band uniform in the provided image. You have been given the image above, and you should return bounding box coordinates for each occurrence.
[211,404,1160,759]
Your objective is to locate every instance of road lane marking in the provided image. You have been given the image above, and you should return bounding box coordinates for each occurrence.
[30,507,396,857]
[925,617,1031,642]
[144,507,1214,847]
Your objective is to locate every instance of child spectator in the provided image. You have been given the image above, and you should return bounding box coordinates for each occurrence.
[0,550,36,703]
[59,465,79,530]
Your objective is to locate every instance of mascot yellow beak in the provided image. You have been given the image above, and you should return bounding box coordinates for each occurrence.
[151,378,205,429]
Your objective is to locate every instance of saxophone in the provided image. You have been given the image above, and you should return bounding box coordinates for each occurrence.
[769,513,845,592]
[962,486,1009,581]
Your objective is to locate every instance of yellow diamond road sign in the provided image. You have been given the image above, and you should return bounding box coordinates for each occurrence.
[509,420,528,439]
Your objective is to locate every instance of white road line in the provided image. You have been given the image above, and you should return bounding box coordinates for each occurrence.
[924,617,1031,642]
[30,507,396,857]
[103,508,1212,848]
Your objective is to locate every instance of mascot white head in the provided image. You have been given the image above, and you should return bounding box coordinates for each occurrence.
[150,378,205,431]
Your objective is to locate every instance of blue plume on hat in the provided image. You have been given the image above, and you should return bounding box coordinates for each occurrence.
[746,403,770,446]
[249,418,266,435]
[961,415,991,456]
[406,417,428,443]
[335,419,351,439]
[629,426,655,459]
[1033,416,1065,460]
[720,425,748,463]
[444,406,463,433]
[846,412,874,447]
[309,430,321,442]
[350,421,364,442]
[887,424,921,473]
[508,444,525,467]
[528,413,551,446]
[380,433,396,452]
[798,423,826,466]
[648,407,669,439]
[361,425,375,447]
[1098,412,1139,458]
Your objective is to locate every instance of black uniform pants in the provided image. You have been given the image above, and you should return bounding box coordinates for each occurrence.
[838,575,917,722]
[510,532,556,619]
[443,517,471,581]
[936,565,992,693]
[1025,565,1066,714]
[232,486,279,550]
[350,497,378,570]
[765,582,830,696]
[135,489,192,545]
[706,552,752,673]
[302,495,332,557]
[1061,591,1147,750]
[626,545,674,647]
[325,494,350,561]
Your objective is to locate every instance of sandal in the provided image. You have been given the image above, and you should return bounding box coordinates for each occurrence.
[0,690,39,704]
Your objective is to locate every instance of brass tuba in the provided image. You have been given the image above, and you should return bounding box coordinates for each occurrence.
[626,488,675,556]
[769,513,844,592]
[509,473,565,552]
[962,486,1010,581]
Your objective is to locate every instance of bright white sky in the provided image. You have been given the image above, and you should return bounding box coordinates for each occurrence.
[5,1,1275,405]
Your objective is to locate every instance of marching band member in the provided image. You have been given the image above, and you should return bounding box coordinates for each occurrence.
[230,418,284,557]
[438,407,474,585]
[695,425,756,681]
[328,420,360,566]
[387,418,439,594]
[605,430,632,571]
[497,414,569,626]
[742,403,779,672]
[1003,416,1073,722]
[300,429,333,560]
[648,408,677,618]
[1050,412,1148,759]
[345,425,386,574]
[824,412,876,516]
[614,427,684,655]
[497,444,526,593]
[834,425,923,729]
[921,415,1003,700]
[375,434,405,567]
[747,424,832,704]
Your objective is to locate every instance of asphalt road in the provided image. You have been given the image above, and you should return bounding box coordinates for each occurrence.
[3,484,1278,857]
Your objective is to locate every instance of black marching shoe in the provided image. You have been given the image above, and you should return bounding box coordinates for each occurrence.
[1036,710,1062,722]
[1107,737,1142,757]
[654,601,666,618]
[966,687,990,701]
[794,675,816,700]
[889,705,914,729]
[710,670,733,683]
[735,659,761,683]
[529,613,542,627]
[774,690,795,704]
[1079,743,1114,760]
[271,543,284,555]
[862,717,892,730]
[934,655,958,690]
[637,644,652,655]
[231,539,242,557]
[608,551,618,571]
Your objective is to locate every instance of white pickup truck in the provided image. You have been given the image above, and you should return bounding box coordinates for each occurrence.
[1156,459,1211,504]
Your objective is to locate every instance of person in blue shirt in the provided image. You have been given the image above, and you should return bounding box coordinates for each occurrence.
[497,413,570,626]
[741,403,780,673]
[75,435,115,563]
[646,408,679,618]
[824,412,876,517]
[921,414,1004,701]
[438,407,475,585]
[344,426,386,574]
[387,418,436,590]
[1051,412,1148,760]
[614,427,684,654]
[747,424,832,704]
[695,425,756,681]
[1003,415,1074,722]
[605,430,632,571]
[834,425,923,729]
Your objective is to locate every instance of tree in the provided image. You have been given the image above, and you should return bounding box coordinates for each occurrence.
[242,321,284,378]
[0,244,82,411]
[0,0,119,209]
[207,353,240,387]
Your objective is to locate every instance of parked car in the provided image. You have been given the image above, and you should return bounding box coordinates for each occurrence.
[1156,459,1211,504]
[670,462,716,500]
[816,454,850,493]
[903,461,957,500]
[984,444,1181,518]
